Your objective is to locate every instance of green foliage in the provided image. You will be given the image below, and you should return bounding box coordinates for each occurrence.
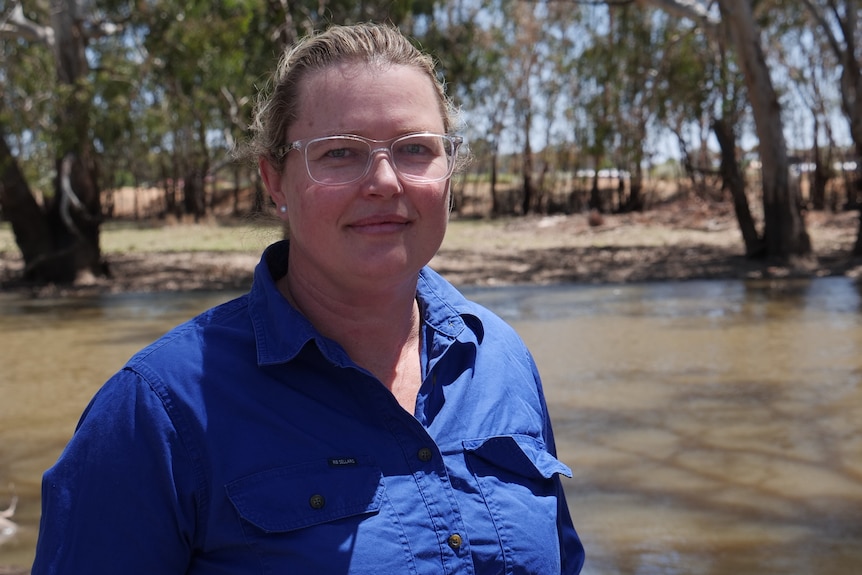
[0,0,858,217]
[0,4,54,166]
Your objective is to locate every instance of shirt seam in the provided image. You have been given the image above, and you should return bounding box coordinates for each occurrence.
[125,364,212,551]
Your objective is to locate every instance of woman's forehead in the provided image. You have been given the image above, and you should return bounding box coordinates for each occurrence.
[300,61,435,99]
[292,64,445,137]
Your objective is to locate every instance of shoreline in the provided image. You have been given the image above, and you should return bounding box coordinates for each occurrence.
[2,207,861,297]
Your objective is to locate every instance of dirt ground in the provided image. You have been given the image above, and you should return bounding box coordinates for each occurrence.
[434,199,862,286]
[2,196,861,296]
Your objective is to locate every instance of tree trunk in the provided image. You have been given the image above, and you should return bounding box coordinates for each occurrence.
[832,5,862,255]
[855,212,862,255]
[490,144,500,216]
[0,1,104,284]
[233,165,242,215]
[625,162,644,212]
[183,166,206,221]
[719,0,811,260]
[0,128,54,269]
[713,117,763,256]
[811,119,828,211]
[37,0,104,283]
[252,173,266,213]
[796,0,862,250]
[829,2,862,168]
[589,154,603,212]
[521,112,534,215]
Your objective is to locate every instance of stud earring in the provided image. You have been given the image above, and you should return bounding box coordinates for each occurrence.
[279,205,287,213]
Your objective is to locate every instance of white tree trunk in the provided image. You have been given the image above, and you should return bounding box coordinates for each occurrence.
[717,0,810,257]
[640,0,811,258]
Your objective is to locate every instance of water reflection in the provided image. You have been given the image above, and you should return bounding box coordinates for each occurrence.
[2,279,862,574]
[484,278,862,575]
[0,291,237,571]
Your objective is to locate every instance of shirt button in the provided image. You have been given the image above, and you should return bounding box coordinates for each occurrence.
[447,533,463,550]
[417,447,433,462]
[309,494,326,510]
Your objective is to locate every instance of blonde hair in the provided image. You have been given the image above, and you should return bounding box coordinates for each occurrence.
[246,23,459,168]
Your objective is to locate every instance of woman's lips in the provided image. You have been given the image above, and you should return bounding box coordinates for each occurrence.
[348,215,411,233]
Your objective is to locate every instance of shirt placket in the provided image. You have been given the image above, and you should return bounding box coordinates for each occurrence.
[381,406,476,575]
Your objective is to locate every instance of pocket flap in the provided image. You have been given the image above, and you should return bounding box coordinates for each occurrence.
[225,457,385,533]
[463,435,572,479]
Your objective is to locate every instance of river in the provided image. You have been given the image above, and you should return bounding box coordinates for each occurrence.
[1,278,861,574]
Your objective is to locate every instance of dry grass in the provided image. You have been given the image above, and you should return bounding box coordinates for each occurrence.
[2,191,861,295]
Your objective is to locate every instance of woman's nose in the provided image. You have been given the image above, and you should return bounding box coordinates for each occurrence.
[362,150,402,194]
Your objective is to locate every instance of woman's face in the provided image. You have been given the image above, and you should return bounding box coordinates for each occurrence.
[262,63,451,295]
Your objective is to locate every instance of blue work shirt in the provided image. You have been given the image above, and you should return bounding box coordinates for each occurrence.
[33,241,585,574]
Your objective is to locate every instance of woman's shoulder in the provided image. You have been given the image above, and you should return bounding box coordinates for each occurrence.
[113,294,256,403]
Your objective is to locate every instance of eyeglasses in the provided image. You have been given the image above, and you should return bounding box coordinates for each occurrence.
[276,132,463,186]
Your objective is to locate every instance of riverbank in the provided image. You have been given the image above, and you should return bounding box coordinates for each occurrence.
[1,197,861,296]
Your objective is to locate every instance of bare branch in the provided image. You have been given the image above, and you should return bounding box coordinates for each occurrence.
[799,0,843,59]
[0,3,54,45]
[635,0,720,26]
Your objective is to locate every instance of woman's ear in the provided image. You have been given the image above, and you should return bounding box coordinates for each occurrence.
[259,157,287,213]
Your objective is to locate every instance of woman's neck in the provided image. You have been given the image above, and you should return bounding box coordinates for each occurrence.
[278,269,424,407]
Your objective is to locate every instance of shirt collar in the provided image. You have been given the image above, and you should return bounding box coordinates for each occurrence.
[248,241,479,367]
[248,241,321,366]
[416,267,470,339]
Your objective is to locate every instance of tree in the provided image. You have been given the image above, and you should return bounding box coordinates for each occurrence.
[508,1,543,214]
[133,1,268,220]
[596,5,678,212]
[0,119,55,269]
[578,9,618,213]
[1,1,107,283]
[719,0,811,258]
[466,13,514,216]
[649,1,763,255]
[639,0,812,261]
[414,1,486,214]
[0,0,436,286]
[799,0,862,254]
[767,3,839,212]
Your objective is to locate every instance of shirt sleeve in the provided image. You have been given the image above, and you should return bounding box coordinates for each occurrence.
[32,368,200,575]
[556,467,586,574]
[530,355,586,574]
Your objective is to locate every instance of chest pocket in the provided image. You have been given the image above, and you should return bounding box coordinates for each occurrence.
[462,435,571,575]
[224,457,420,573]
[225,457,384,533]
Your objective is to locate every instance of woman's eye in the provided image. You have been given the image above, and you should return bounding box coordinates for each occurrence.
[326,147,350,158]
[399,141,436,156]
[317,142,365,160]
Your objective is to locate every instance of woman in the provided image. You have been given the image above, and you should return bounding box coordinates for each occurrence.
[32,23,584,574]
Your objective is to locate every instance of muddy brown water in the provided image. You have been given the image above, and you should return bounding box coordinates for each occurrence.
[1,278,861,574]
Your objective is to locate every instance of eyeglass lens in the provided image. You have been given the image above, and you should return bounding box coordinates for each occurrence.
[303,134,456,185]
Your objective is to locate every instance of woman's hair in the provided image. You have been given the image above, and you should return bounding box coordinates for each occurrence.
[245,22,460,169]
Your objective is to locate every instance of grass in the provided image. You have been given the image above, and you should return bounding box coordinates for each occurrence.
[98,220,283,253]
[0,216,521,257]
[0,211,722,258]
[0,222,16,253]
[0,219,285,255]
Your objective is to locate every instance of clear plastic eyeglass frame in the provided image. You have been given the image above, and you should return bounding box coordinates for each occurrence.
[275,132,464,186]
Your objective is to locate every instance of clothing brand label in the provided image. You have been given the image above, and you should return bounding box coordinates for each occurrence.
[328,457,358,467]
